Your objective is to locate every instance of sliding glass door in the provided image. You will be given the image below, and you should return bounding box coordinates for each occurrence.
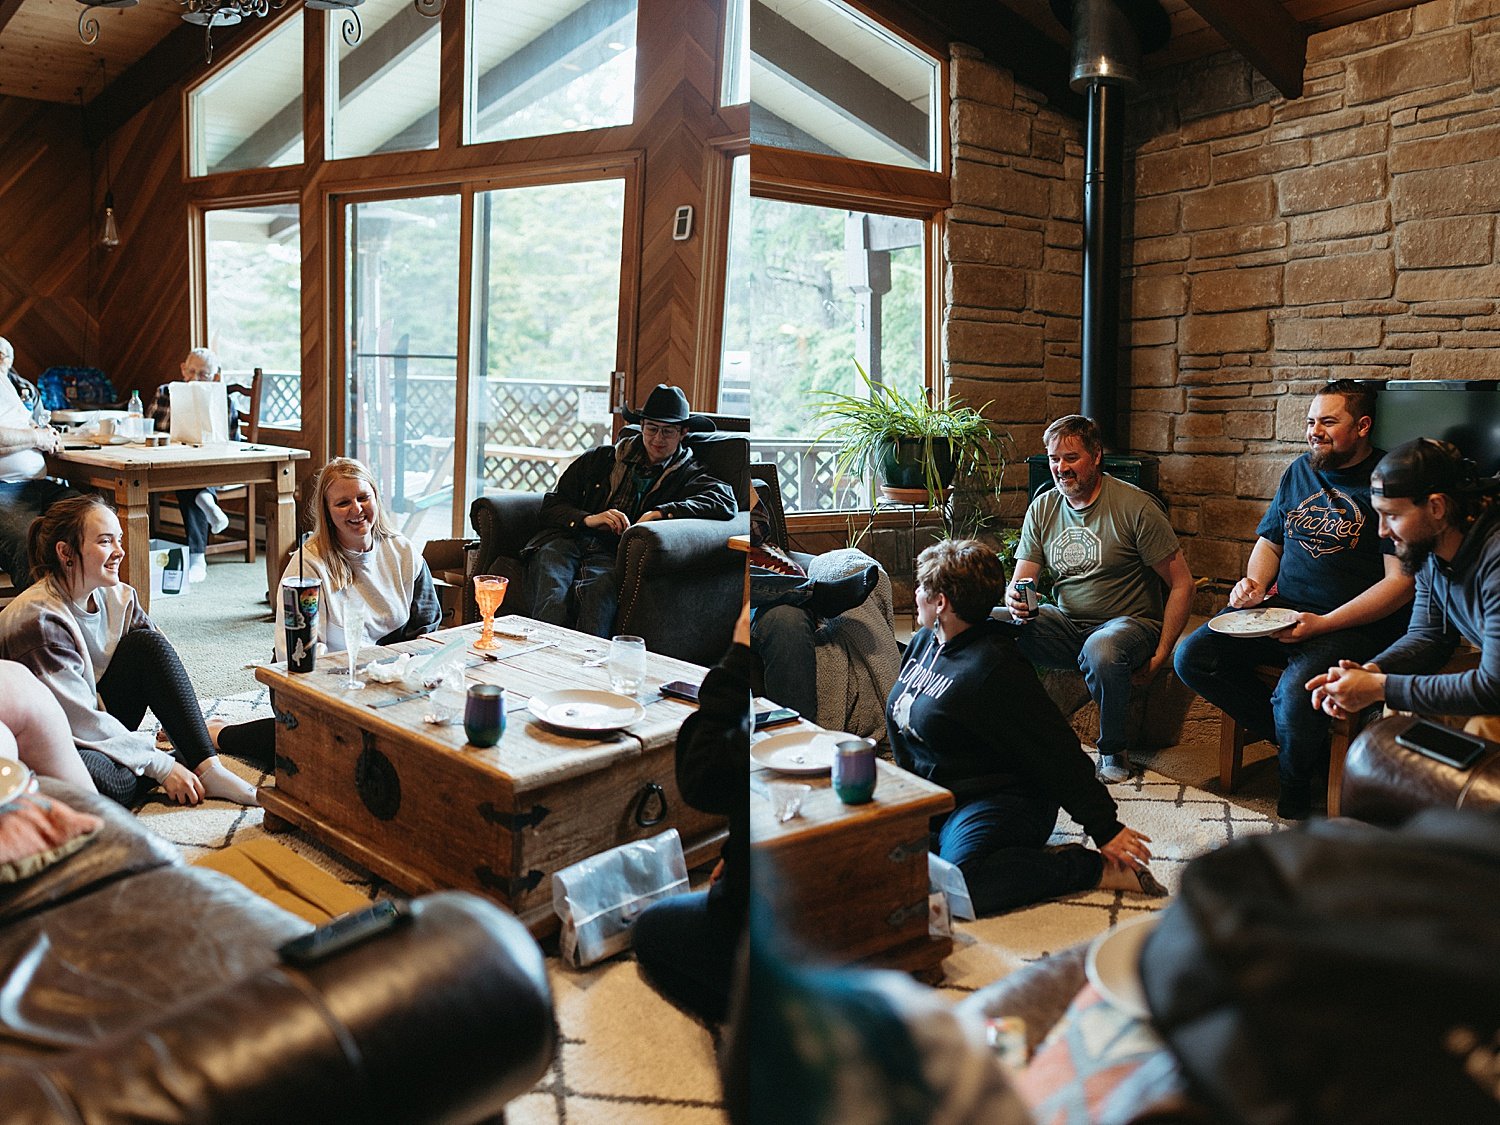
[339,173,628,549]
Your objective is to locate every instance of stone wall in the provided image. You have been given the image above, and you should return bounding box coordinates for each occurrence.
[945,42,1086,526]
[1120,0,1500,583]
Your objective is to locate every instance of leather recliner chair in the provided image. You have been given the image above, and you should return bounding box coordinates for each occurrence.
[0,780,555,1124]
[470,428,750,667]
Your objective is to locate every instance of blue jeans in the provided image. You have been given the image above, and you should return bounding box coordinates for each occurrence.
[632,889,739,1024]
[177,488,210,554]
[749,602,818,719]
[933,792,1104,915]
[0,478,76,589]
[523,534,618,637]
[1013,606,1159,757]
[1174,607,1397,789]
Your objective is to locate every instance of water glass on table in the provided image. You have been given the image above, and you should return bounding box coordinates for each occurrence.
[608,635,647,695]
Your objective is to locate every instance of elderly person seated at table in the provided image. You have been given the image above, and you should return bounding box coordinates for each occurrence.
[0,337,75,591]
[149,346,241,583]
[890,539,1165,916]
[521,384,736,638]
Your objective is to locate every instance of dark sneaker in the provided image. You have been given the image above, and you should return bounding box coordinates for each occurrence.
[1097,753,1131,784]
[1277,785,1313,820]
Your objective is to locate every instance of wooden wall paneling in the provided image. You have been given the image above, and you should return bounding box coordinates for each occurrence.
[438,0,465,150]
[301,7,329,469]
[0,96,95,377]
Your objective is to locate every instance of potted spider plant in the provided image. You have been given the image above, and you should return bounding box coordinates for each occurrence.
[815,363,1011,526]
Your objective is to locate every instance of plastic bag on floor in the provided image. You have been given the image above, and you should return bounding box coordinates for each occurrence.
[553,828,689,968]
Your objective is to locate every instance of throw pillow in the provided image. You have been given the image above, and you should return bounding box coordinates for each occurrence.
[0,792,103,883]
[1011,982,1185,1124]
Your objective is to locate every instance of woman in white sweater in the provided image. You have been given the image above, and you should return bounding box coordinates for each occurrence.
[0,494,258,807]
[213,458,441,761]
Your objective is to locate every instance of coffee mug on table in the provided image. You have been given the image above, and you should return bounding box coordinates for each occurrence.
[832,737,877,804]
[465,684,505,747]
[96,418,116,440]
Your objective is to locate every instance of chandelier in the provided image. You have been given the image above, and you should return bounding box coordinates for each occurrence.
[78,0,444,64]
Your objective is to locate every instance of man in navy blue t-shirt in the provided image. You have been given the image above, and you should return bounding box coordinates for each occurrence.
[1175,380,1414,820]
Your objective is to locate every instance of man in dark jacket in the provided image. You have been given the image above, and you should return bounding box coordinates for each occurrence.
[522,384,736,636]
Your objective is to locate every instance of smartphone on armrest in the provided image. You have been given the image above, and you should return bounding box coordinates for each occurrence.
[753,707,800,730]
[1394,719,1487,770]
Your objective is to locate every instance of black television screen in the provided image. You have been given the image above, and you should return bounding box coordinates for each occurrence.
[1370,380,1500,476]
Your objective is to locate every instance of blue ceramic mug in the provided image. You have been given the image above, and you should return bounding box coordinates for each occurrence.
[464,684,506,747]
[832,737,877,804]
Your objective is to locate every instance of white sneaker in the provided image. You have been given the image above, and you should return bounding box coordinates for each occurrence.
[196,490,229,534]
[188,553,208,583]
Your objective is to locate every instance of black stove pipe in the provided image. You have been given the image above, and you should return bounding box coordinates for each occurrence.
[1081,80,1125,448]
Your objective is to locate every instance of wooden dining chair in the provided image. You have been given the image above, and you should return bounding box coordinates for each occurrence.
[211,368,265,562]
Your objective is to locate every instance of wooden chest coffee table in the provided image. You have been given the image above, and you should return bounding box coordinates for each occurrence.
[255,617,727,935]
[751,719,954,974]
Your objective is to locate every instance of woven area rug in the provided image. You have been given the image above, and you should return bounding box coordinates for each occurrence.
[135,689,726,1125]
[937,762,1283,996]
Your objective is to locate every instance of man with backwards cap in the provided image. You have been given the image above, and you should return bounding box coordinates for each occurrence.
[521,384,736,637]
[1309,438,1500,741]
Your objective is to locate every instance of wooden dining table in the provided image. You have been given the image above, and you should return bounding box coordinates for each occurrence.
[45,440,309,609]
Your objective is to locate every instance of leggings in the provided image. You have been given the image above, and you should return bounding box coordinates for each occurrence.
[82,629,218,805]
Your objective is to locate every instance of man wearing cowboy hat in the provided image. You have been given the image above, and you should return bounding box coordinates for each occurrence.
[521,383,737,636]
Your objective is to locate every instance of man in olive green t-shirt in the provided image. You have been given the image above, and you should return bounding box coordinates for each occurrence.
[1004,415,1195,783]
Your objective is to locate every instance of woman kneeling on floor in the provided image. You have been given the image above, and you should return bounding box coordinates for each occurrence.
[0,494,258,807]
[887,539,1165,916]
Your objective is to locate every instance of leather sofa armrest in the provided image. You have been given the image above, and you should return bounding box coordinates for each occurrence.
[1342,714,1500,827]
[469,492,543,572]
[0,891,555,1125]
[0,779,180,927]
[618,513,749,579]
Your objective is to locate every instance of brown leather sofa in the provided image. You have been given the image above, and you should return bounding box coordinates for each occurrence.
[1339,713,1500,826]
[0,780,555,1123]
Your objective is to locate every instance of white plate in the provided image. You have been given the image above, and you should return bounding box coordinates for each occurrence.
[750,729,859,775]
[529,689,645,733]
[1085,912,1160,1021]
[1207,607,1299,638]
[0,759,34,808]
[87,434,133,446]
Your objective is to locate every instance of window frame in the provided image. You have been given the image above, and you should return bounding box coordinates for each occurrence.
[748,0,950,527]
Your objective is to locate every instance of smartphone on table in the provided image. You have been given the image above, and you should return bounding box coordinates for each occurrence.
[1394,719,1487,770]
[753,706,800,730]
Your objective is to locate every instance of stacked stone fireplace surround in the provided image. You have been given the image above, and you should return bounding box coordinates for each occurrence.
[798,0,1500,760]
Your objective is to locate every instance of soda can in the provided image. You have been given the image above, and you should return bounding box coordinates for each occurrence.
[281,577,321,673]
[832,737,877,804]
[1014,577,1038,621]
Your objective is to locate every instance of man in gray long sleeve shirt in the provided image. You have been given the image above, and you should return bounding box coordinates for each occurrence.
[1309,439,1500,741]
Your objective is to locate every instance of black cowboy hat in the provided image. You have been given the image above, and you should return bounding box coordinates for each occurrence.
[622,384,716,432]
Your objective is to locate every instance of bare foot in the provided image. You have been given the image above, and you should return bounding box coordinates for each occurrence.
[206,719,231,751]
[1098,861,1168,897]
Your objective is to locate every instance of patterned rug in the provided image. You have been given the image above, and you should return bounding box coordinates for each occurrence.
[135,689,726,1125]
[938,763,1283,996]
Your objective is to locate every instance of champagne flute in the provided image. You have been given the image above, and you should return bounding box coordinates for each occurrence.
[474,575,509,650]
[344,596,368,690]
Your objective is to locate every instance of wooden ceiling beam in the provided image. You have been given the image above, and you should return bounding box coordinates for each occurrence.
[83,19,257,148]
[1182,0,1308,99]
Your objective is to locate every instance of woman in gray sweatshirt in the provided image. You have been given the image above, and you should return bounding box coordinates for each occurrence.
[0,494,258,807]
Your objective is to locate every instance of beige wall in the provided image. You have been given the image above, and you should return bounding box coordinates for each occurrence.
[942,1,1500,585]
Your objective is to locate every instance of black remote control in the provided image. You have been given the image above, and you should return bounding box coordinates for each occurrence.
[278,900,412,966]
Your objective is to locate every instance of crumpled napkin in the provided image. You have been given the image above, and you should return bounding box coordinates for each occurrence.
[365,654,416,684]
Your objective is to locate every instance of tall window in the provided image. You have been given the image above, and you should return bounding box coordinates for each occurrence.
[467,0,638,145]
[469,178,626,508]
[187,13,304,177]
[344,194,461,551]
[204,204,303,429]
[749,198,925,512]
[722,0,748,106]
[327,0,441,159]
[718,153,750,417]
[750,0,939,171]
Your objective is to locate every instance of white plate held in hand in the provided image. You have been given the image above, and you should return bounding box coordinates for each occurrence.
[0,759,35,808]
[1085,912,1161,1021]
[750,730,859,775]
[1207,607,1299,638]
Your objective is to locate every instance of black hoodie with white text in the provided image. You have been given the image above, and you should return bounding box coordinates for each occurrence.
[886,618,1125,847]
